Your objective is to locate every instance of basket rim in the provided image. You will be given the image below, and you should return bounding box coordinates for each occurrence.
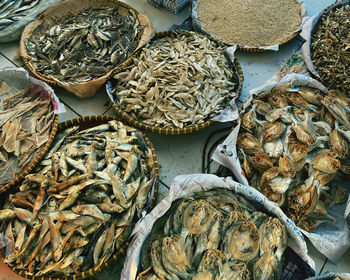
[108,29,244,135]
[21,0,147,90]
[1,115,160,280]
[0,93,59,194]
[191,0,305,52]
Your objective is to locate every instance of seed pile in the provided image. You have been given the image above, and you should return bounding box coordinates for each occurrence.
[0,83,54,186]
[0,121,156,277]
[0,0,43,31]
[196,0,302,47]
[237,82,350,232]
[112,32,239,129]
[138,189,287,280]
[24,7,144,84]
[311,4,350,95]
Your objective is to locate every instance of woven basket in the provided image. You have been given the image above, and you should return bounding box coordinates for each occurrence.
[1,115,159,280]
[20,0,153,98]
[108,30,244,135]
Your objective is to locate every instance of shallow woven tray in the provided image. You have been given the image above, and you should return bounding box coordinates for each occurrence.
[108,30,244,135]
[0,115,159,280]
[20,0,153,98]
[191,0,306,52]
[0,96,58,194]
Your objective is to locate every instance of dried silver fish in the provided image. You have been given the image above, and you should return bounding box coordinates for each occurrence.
[0,120,156,277]
[111,31,240,129]
[24,7,144,84]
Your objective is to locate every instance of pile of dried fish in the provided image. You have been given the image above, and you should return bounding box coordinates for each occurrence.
[311,4,350,95]
[111,31,240,129]
[137,189,287,280]
[0,82,54,186]
[0,0,43,31]
[0,120,156,277]
[24,7,144,84]
[237,82,350,232]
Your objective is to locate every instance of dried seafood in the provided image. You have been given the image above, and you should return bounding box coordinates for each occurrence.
[311,4,350,95]
[195,0,302,47]
[0,120,156,277]
[24,7,144,84]
[0,0,43,31]
[237,82,350,232]
[111,31,240,129]
[137,189,287,280]
[0,83,54,186]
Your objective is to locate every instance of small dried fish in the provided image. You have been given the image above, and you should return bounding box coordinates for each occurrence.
[25,7,145,84]
[112,31,240,129]
[0,121,156,277]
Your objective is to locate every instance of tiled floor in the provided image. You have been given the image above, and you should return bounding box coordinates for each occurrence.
[0,0,349,279]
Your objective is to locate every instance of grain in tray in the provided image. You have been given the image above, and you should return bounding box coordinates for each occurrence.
[195,0,302,47]
[237,82,350,232]
[0,83,54,186]
[111,31,240,129]
[0,120,156,277]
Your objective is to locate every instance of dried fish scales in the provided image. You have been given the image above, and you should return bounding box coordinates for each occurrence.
[237,81,350,232]
[137,189,288,280]
[311,4,350,95]
[0,120,157,277]
[24,6,144,84]
[196,0,302,47]
[0,84,54,186]
[111,31,240,129]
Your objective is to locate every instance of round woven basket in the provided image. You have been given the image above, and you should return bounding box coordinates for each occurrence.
[0,115,159,280]
[108,30,244,135]
[20,0,153,98]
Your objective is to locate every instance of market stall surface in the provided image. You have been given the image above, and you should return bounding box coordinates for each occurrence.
[0,0,349,279]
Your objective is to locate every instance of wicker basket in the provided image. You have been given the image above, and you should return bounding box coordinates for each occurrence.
[1,115,159,280]
[20,0,154,99]
[108,30,244,135]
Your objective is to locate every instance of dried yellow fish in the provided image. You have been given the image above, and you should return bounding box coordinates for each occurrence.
[237,80,349,232]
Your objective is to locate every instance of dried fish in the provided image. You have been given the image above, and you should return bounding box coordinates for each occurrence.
[311,4,350,95]
[111,31,240,129]
[25,7,145,84]
[138,189,287,280]
[0,85,54,186]
[0,121,156,277]
[237,81,350,232]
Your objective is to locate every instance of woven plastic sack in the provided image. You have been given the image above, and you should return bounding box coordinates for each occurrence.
[147,0,188,14]
[0,0,63,42]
